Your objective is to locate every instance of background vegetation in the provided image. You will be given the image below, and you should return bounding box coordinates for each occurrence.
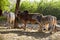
[0,0,60,20]
[0,0,10,11]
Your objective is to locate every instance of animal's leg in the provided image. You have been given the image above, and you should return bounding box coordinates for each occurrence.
[5,21,9,27]
[31,21,35,30]
[5,18,9,27]
[5,18,11,29]
[11,20,14,29]
[38,24,42,32]
[49,25,53,34]
[49,25,57,34]
[49,24,56,34]
[10,20,17,29]
[52,25,57,33]
[9,19,14,29]
[23,22,26,30]
[22,20,26,30]
[5,18,8,26]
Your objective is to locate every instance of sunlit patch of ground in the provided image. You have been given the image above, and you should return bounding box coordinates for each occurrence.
[0,30,60,40]
[0,27,60,40]
[0,21,60,40]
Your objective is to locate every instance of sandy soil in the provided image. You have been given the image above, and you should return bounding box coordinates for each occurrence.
[0,29,60,40]
[0,21,60,40]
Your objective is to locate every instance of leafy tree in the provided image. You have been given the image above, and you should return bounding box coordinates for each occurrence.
[0,0,10,11]
[10,4,16,12]
[0,0,10,16]
[20,1,38,13]
[11,0,60,19]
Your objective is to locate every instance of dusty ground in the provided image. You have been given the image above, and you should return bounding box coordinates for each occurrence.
[0,28,60,40]
[0,21,60,40]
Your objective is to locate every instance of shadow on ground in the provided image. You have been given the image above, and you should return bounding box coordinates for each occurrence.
[0,30,52,39]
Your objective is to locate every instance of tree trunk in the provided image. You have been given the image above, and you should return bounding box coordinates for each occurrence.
[0,9,2,16]
[14,0,20,28]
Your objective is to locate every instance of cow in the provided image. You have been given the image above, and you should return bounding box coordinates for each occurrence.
[3,11,15,28]
[32,15,57,33]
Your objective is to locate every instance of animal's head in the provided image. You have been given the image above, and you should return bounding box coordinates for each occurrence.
[17,10,29,16]
[42,23,49,32]
[42,23,54,33]
[17,10,21,17]
[16,10,21,20]
[17,10,29,20]
[32,14,43,22]
[23,10,29,14]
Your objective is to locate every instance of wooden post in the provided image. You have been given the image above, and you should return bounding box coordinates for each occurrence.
[14,0,20,28]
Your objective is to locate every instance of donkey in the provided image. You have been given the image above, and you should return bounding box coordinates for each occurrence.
[32,15,57,33]
[42,15,57,33]
[3,11,15,28]
[17,10,41,30]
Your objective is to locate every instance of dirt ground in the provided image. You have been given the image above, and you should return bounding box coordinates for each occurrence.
[0,29,59,40]
[0,21,60,40]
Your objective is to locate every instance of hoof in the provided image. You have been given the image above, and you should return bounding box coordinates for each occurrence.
[38,30,42,32]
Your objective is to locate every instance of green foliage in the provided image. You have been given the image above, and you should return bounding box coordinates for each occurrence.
[10,4,16,12]
[37,0,60,20]
[0,0,10,11]
[0,16,6,21]
[20,1,38,13]
[11,0,60,19]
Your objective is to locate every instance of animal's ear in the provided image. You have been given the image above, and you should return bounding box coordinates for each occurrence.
[36,16,41,22]
[18,10,21,13]
[23,10,29,14]
[36,16,40,20]
[16,13,20,17]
